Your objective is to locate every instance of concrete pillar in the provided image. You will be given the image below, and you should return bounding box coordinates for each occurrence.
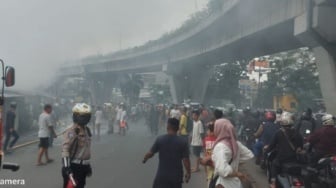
[313,46,336,114]
[167,65,213,104]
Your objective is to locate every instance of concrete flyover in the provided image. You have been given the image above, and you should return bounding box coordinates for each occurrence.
[58,0,336,113]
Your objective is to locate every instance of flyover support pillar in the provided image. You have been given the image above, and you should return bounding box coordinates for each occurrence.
[167,65,213,104]
[313,46,336,114]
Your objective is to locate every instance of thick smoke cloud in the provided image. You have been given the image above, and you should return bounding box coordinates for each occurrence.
[0,0,207,90]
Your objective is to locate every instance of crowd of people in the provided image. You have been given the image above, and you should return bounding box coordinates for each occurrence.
[3,99,336,188]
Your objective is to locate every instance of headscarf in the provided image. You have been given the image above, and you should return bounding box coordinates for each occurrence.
[213,118,239,159]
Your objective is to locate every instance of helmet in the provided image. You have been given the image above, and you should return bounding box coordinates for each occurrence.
[280,112,294,126]
[322,114,335,126]
[276,108,283,114]
[72,103,91,126]
[265,111,276,122]
[243,106,251,114]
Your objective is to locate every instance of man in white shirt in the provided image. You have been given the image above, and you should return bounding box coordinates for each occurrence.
[94,106,103,140]
[37,104,57,166]
[116,105,123,133]
[190,110,204,173]
[170,105,181,120]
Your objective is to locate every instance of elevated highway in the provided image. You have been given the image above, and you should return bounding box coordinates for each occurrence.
[58,0,336,113]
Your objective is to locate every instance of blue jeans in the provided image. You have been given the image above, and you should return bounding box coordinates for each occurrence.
[252,140,264,158]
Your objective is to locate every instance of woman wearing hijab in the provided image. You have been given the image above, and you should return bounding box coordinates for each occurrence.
[209,119,254,188]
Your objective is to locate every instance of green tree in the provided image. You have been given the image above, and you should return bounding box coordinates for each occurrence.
[206,60,248,105]
[254,48,322,110]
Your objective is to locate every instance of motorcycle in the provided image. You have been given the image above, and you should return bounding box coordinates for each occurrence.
[265,150,305,188]
[302,155,336,188]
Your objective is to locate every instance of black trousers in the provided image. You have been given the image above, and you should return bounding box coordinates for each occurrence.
[153,179,182,188]
[4,130,19,151]
[62,163,90,188]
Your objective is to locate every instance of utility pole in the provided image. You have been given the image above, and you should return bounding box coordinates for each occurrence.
[194,0,198,11]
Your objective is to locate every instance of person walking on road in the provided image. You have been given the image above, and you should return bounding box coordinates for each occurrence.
[178,107,189,142]
[143,118,191,188]
[4,103,19,153]
[94,106,103,140]
[203,118,253,188]
[37,104,57,166]
[190,110,204,173]
[62,103,93,188]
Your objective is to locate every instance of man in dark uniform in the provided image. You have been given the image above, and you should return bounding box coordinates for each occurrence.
[62,103,92,188]
[4,103,19,153]
[143,118,191,188]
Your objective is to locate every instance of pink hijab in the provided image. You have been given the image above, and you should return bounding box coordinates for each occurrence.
[214,119,239,159]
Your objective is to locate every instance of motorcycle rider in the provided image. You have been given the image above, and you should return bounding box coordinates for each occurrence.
[265,112,303,188]
[306,114,336,164]
[296,108,316,138]
[62,103,92,188]
[253,111,279,165]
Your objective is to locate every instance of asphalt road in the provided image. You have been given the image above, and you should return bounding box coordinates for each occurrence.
[1,119,269,188]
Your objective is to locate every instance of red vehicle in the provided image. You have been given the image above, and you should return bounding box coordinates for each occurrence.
[0,59,19,172]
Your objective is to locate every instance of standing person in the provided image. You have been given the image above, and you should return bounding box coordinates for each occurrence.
[4,103,19,153]
[200,122,216,187]
[37,104,57,166]
[94,106,103,140]
[170,105,181,120]
[62,103,92,188]
[179,107,189,141]
[149,105,159,136]
[143,118,191,188]
[119,105,128,135]
[107,105,116,134]
[203,119,253,188]
[190,110,204,173]
[116,104,123,134]
[49,110,59,148]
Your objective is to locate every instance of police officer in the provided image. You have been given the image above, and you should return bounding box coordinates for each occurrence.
[62,103,92,188]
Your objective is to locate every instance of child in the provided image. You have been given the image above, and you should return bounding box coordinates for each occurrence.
[201,122,216,186]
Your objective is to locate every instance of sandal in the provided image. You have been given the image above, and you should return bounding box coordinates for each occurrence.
[36,162,45,166]
[191,168,200,173]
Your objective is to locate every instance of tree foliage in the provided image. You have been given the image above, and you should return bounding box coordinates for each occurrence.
[206,60,248,105]
[255,48,322,110]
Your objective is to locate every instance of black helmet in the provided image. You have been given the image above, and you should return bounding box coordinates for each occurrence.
[276,108,283,114]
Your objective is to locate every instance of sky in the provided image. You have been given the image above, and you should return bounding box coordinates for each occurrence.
[0,0,208,90]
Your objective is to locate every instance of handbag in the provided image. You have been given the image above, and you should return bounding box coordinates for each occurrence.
[209,158,233,188]
[208,175,219,188]
[120,120,127,128]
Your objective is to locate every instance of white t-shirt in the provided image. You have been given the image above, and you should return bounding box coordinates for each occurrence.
[170,109,181,119]
[116,108,122,121]
[38,112,53,138]
[95,110,103,124]
[191,120,204,146]
[120,110,127,121]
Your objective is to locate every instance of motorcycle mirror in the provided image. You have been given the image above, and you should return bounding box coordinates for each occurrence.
[5,66,15,87]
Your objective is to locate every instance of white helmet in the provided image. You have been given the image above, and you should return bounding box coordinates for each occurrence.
[280,112,294,126]
[72,103,92,114]
[322,114,335,126]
